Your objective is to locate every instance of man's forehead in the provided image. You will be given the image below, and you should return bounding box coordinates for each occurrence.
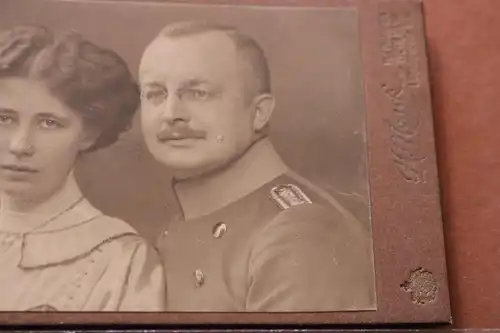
[139,62,220,86]
[139,32,245,83]
[154,30,235,50]
[139,72,212,87]
[139,32,242,77]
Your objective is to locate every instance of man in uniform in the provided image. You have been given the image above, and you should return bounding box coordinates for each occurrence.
[138,21,376,312]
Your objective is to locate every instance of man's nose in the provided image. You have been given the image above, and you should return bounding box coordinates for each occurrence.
[160,95,190,124]
[9,127,35,157]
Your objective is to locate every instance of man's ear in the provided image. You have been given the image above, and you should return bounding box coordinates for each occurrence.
[252,93,275,132]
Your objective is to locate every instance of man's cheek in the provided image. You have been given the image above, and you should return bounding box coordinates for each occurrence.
[142,122,157,139]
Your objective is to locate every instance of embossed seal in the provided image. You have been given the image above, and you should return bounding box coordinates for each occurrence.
[401,267,438,305]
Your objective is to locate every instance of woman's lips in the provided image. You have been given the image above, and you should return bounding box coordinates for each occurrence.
[1,164,39,173]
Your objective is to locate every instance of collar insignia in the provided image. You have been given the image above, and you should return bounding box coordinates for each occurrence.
[270,184,312,210]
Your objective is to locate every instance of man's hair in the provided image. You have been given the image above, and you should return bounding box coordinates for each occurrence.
[0,25,140,152]
[158,21,271,99]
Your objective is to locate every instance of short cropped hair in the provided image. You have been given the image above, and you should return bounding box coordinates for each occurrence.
[158,21,271,99]
[0,25,139,152]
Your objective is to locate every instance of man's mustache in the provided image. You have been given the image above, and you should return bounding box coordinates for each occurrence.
[157,126,207,141]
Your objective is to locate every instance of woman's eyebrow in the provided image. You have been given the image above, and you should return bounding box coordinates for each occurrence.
[36,112,70,122]
[0,107,17,115]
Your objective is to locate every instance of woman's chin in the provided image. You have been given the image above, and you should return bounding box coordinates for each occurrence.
[0,181,37,198]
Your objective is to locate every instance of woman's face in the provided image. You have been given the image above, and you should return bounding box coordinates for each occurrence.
[0,78,95,200]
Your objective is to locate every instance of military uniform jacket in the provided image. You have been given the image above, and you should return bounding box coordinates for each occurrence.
[0,176,166,312]
[158,138,376,312]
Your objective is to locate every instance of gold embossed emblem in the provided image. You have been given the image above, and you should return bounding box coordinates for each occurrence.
[269,184,312,210]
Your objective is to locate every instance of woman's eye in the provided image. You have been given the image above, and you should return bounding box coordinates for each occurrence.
[39,119,63,129]
[0,115,15,125]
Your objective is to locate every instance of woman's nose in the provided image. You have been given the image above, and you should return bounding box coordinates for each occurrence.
[9,127,35,157]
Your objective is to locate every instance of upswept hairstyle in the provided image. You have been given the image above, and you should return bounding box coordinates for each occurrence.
[0,25,140,152]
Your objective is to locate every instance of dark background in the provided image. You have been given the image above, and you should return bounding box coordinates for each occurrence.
[0,1,370,242]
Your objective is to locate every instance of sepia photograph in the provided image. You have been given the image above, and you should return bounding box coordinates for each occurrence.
[0,0,449,326]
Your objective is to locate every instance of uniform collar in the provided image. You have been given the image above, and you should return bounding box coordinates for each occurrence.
[173,137,288,220]
[0,174,137,269]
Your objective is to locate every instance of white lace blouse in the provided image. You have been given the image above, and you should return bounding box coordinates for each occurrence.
[0,175,166,312]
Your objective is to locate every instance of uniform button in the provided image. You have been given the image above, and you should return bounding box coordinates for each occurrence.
[212,222,227,238]
[194,269,205,288]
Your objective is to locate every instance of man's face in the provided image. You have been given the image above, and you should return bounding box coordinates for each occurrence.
[139,32,257,179]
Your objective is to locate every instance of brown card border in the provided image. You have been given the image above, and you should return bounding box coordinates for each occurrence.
[0,0,450,326]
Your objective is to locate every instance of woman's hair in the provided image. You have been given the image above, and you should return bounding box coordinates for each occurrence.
[0,25,140,152]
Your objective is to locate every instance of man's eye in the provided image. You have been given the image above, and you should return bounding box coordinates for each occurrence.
[141,88,168,105]
[39,119,63,129]
[184,89,210,100]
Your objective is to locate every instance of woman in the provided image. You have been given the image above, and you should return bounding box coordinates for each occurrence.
[0,25,166,311]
